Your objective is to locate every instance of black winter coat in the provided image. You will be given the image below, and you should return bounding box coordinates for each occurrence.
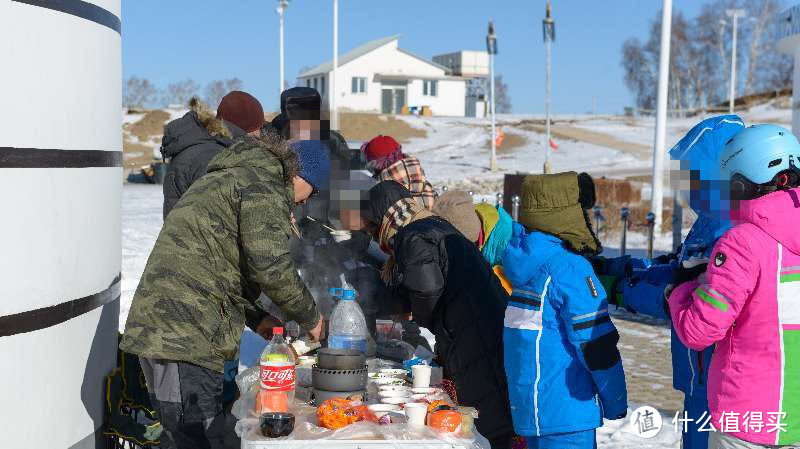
[391,216,513,442]
[160,111,244,219]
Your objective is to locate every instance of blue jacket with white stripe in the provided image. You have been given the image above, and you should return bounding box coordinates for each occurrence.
[502,225,628,437]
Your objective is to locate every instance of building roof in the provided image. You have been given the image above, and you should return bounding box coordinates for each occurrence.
[298,34,449,78]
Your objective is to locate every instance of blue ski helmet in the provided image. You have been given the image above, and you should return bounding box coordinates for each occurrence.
[719,124,800,185]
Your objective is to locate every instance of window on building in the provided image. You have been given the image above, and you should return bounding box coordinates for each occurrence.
[423,80,438,97]
[351,77,367,94]
[306,79,311,88]
[313,78,318,91]
[320,76,325,94]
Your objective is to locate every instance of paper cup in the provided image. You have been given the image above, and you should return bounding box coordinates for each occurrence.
[411,365,432,388]
[404,403,428,426]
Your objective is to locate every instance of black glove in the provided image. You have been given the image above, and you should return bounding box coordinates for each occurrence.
[672,263,707,286]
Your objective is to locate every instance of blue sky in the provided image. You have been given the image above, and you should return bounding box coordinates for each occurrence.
[122,0,706,114]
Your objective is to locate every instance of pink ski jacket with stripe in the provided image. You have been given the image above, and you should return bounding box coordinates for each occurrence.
[669,188,800,446]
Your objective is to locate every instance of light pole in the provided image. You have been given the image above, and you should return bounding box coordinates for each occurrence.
[651,0,672,230]
[276,0,289,96]
[726,9,746,113]
[543,0,555,174]
[486,21,498,171]
[331,0,339,130]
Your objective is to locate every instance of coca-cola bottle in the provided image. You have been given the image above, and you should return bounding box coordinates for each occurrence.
[256,327,296,414]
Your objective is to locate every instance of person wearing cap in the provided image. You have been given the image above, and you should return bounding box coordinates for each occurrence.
[161,91,265,219]
[121,129,330,448]
[363,134,436,210]
[501,172,627,449]
[432,191,515,294]
[361,181,513,449]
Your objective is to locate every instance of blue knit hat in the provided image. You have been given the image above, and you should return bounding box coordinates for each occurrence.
[290,140,331,191]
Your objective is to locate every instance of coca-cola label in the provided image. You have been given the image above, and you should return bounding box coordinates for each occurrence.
[260,362,295,391]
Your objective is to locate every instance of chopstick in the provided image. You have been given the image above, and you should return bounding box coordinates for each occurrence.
[305,215,338,233]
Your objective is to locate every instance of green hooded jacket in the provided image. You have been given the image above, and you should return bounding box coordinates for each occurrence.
[120,135,319,372]
[518,171,602,256]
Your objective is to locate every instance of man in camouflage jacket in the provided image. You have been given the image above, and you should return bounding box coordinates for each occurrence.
[121,133,327,449]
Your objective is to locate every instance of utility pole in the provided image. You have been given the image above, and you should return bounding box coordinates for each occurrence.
[331,0,339,130]
[276,0,289,96]
[487,21,498,171]
[543,0,555,174]
[726,9,746,113]
[651,0,672,231]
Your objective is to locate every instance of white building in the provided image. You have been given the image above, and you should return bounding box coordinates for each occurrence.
[298,35,481,117]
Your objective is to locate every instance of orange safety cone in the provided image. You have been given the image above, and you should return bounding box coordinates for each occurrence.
[495,128,505,148]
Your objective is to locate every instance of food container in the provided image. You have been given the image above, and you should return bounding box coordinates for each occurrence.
[371,377,405,386]
[375,320,394,342]
[312,366,367,392]
[411,387,436,394]
[380,397,408,406]
[367,403,401,418]
[378,385,411,393]
[378,390,411,399]
[259,412,295,438]
[427,410,461,433]
[316,348,366,371]
[297,355,316,366]
[457,406,477,437]
[379,368,408,378]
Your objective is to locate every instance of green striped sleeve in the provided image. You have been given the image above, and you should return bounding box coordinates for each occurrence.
[695,285,730,312]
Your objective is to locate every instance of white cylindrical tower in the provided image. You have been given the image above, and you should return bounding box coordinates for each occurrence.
[0,1,122,448]
[778,5,800,137]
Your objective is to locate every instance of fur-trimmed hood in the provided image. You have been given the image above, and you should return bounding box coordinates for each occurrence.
[206,131,298,185]
[160,98,244,159]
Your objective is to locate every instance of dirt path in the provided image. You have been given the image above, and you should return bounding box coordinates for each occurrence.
[515,120,651,157]
[614,313,684,413]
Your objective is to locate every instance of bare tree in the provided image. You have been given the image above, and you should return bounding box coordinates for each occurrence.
[225,77,243,93]
[205,78,245,108]
[204,80,227,108]
[123,76,158,108]
[620,1,790,113]
[494,75,512,113]
[164,79,199,107]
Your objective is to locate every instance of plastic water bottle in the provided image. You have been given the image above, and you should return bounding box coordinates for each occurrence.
[256,327,296,413]
[327,287,369,354]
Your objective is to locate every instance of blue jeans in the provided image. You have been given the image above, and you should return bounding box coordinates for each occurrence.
[526,429,596,449]
[684,392,710,449]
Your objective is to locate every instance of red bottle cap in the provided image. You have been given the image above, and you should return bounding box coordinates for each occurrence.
[273,327,284,335]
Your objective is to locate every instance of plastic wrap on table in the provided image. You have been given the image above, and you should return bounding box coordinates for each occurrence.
[241,410,490,449]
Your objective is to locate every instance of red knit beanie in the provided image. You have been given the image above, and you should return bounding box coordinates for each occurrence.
[216,91,264,133]
[364,135,401,161]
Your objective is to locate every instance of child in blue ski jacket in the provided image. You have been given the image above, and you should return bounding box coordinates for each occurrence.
[594,115,745,449]
[503,172,627,449]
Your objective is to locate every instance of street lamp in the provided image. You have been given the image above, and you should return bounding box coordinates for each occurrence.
[725,9,746,113]
[486,21,498,171]
[542,0,555,174]
[276,0,290,97]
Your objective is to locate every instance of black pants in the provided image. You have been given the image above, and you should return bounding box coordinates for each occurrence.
[139,358,226,449]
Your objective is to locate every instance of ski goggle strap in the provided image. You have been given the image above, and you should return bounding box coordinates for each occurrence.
[730,164,800,201]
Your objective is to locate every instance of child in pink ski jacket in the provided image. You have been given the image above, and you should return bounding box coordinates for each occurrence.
[669,125,800,447]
